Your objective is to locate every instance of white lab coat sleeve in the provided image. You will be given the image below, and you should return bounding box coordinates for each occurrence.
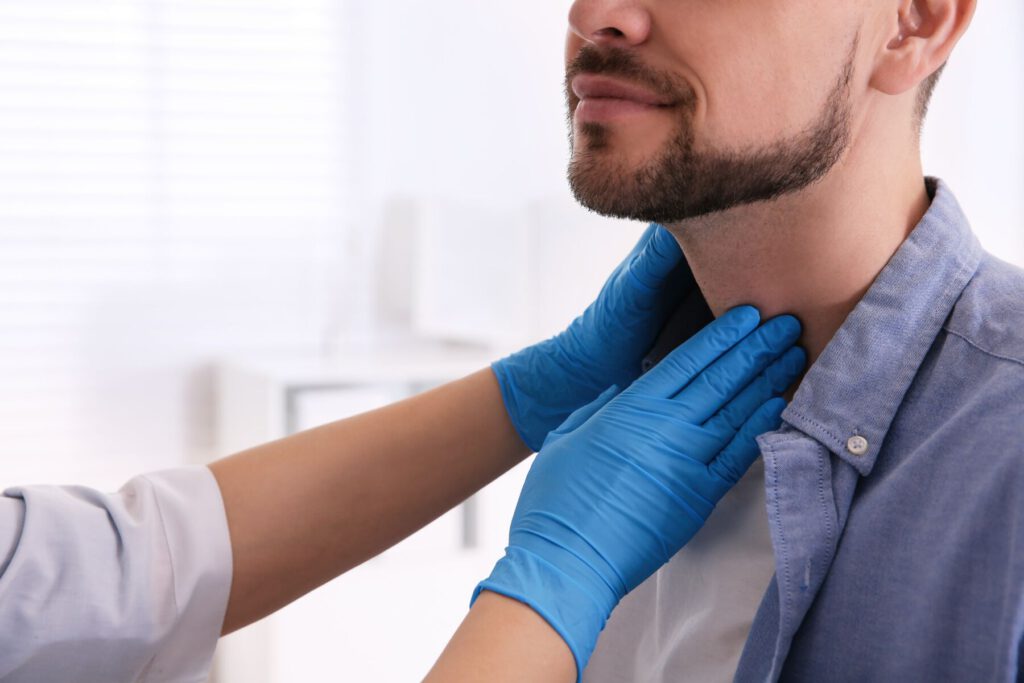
[0,466,233,683]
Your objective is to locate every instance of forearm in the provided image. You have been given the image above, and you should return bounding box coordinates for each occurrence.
[210,367,532,634]
[424,591,576,683]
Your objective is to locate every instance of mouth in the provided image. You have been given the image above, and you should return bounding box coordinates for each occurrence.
[570,74,677,123]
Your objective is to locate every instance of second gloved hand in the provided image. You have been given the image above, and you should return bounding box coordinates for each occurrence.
[473,306,807,682]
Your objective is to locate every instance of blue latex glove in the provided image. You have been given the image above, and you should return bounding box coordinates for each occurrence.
[492,224,688,452]
[472,306,806,681]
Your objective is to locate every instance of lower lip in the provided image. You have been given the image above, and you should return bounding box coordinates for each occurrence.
[575,98,672,122]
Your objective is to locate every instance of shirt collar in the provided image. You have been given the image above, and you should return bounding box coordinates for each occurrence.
[780,178,985,475]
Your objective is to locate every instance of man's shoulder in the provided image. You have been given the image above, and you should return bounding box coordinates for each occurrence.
[889,251,1024,501]
[943,250,1024,368]
[907,250,1024,455]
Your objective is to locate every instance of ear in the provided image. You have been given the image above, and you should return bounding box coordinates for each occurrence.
[870,0,977,97]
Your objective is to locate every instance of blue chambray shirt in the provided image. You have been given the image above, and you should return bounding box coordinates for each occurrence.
[730,178,1024,681]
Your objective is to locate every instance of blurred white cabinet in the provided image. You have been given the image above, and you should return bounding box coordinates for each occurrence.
[211,344,533,683]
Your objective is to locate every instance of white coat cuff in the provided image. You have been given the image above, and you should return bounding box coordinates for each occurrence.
[138,466,233,682]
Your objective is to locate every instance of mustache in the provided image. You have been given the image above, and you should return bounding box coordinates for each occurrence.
[565,45,697,109]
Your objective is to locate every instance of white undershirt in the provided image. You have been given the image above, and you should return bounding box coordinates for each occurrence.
[582,458,776,683]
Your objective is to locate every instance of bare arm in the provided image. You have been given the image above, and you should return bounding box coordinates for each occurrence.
[209,367,531,634]
[423,591,575,683]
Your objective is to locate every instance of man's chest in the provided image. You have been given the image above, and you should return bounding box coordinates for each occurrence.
[777,445,1024,682]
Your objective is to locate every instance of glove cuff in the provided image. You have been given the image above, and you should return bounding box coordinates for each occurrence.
[490,358,546,453]
[471,547,613,683]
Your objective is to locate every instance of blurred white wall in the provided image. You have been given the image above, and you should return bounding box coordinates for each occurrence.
[922,0,1024,262]
[0,0,1020,680]
[0,1,351,487]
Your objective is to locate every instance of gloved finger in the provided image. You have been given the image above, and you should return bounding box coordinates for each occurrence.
[673,315,801,424]
[625,225,683,295]
[627,223,661,262]
[701,345,807,445]
[632,305,762,399]
[596,224,661,296]
[709,397,787,484]
[601,393,726,458]
[541,384,623,451]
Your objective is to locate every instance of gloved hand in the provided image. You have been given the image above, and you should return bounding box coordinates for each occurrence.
[472,306,806,681]
[492,224,688,452]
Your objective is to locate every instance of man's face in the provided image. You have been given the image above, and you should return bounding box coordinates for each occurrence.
[565,1,862,224]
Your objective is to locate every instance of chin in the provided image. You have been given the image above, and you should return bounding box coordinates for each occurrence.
[574,130,661,168]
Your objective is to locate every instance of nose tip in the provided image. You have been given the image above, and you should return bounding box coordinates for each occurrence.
[568,1,652,48]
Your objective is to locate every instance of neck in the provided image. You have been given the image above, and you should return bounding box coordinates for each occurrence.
[664,140,930,401]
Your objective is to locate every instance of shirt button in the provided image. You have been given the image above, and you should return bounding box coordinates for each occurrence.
[846,435,869,456]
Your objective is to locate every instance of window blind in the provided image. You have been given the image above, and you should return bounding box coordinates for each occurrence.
[0,0,352,484]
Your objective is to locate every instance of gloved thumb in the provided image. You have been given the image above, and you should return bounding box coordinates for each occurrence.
[541,384,622,450]
[710,397,786,484]
[627,225,683,293]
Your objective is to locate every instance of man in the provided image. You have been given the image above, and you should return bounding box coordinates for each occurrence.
[562,0,1024,681]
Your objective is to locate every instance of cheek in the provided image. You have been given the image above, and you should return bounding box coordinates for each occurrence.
[655,3,842,150]
[701,58,822,148]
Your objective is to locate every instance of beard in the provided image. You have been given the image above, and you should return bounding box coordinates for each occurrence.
[565,45,855,225]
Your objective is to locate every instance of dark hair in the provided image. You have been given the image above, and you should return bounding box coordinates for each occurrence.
[916,64,947,128]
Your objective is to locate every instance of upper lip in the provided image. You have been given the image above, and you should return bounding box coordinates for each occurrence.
[571,74,674,107]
